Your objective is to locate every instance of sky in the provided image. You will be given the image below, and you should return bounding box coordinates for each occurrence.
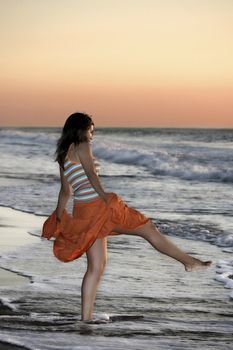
[0,0,233,127]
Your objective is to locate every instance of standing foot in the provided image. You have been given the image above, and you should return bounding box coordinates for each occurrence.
[81,313,110,324]
[184,257,212,272]
[82,318,109,324]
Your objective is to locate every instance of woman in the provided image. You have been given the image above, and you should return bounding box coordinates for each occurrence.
[42,112,212,323]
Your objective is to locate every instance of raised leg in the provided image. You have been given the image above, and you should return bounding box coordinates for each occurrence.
[81,237,107,321]
[112,220,212,271]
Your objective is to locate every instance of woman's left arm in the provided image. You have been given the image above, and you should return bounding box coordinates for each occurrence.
[55,165,72,220]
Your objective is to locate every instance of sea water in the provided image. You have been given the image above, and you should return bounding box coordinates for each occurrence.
[0,127,232,349]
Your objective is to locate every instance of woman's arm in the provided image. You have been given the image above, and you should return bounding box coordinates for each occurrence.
[55,165,72,220]
[76,142,108,203]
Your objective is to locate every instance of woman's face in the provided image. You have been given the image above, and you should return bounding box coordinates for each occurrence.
[86,124,95,142]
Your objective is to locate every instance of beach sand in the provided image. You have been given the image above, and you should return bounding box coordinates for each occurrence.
[0,206,45,350]
[0,205,232,350]
[0,206,44,285]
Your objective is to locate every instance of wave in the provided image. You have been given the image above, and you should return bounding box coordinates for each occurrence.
[0,128,58,146]
[156,219,233,249]
[215,257,233,299]
[94,144,233,183]
[94,127,233,143]
[1,127,233,184]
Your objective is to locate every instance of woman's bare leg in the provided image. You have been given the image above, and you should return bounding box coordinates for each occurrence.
[81,237,107,321]
[112,220,212,271]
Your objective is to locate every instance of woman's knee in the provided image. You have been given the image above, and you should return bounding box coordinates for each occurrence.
[88,258,107,276]
[89,265,105,278]
[133,219,158,240]
[86,237,107,276]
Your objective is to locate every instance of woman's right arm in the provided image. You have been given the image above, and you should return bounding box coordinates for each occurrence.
[76,142,108,204]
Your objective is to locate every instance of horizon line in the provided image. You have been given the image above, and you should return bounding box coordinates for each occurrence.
[1,125,233,130]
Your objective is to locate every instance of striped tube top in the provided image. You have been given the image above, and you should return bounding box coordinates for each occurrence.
[63,157,101,203]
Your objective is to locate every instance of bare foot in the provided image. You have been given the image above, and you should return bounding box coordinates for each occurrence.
[82,319,109,324]
[82,314,110,324]
[184,257,212,272]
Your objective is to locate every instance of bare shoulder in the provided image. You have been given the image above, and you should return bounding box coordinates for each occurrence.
[75,141,93,157]
[75,141,91,150]
[75,142,95,175]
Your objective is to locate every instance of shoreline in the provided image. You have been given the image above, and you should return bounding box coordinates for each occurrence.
[0,205,233,349]
[0,206,46,350]
[0,206,46,286]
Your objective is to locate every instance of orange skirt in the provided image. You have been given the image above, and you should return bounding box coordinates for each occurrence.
[42,192,150,262]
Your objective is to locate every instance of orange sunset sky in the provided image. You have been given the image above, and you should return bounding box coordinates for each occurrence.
[0,0,233,127]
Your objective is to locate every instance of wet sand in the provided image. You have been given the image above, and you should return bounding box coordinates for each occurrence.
[0,207,45,350]
[0,341,29,350]
[0,206,44,286]
[0,206,233,350]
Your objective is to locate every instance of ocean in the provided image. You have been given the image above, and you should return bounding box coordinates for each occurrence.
[0,126,232,349]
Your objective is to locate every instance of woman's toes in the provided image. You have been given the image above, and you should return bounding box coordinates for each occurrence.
[185,258,212,272]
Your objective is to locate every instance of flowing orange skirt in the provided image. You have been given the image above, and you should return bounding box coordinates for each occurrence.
[42,192,150,263]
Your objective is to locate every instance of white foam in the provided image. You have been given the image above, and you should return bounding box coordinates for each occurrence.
[29,312,67,321]
[93,136,233,183]
[222,247,233,253]
[215,234,233,247]
[215,257,233,295]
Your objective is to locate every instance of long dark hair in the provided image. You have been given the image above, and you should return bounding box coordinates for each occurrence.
[55,112,94,169]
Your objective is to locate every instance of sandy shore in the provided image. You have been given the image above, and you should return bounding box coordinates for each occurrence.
[0,206,45,285]
[0,205,232,350]
[0,299,31,349]
[0,206,46,350]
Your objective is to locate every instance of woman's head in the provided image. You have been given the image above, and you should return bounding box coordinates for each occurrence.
[63,112,94,142]
[55,112,95,168]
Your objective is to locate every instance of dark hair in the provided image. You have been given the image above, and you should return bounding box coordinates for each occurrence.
[54,112,94,169]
